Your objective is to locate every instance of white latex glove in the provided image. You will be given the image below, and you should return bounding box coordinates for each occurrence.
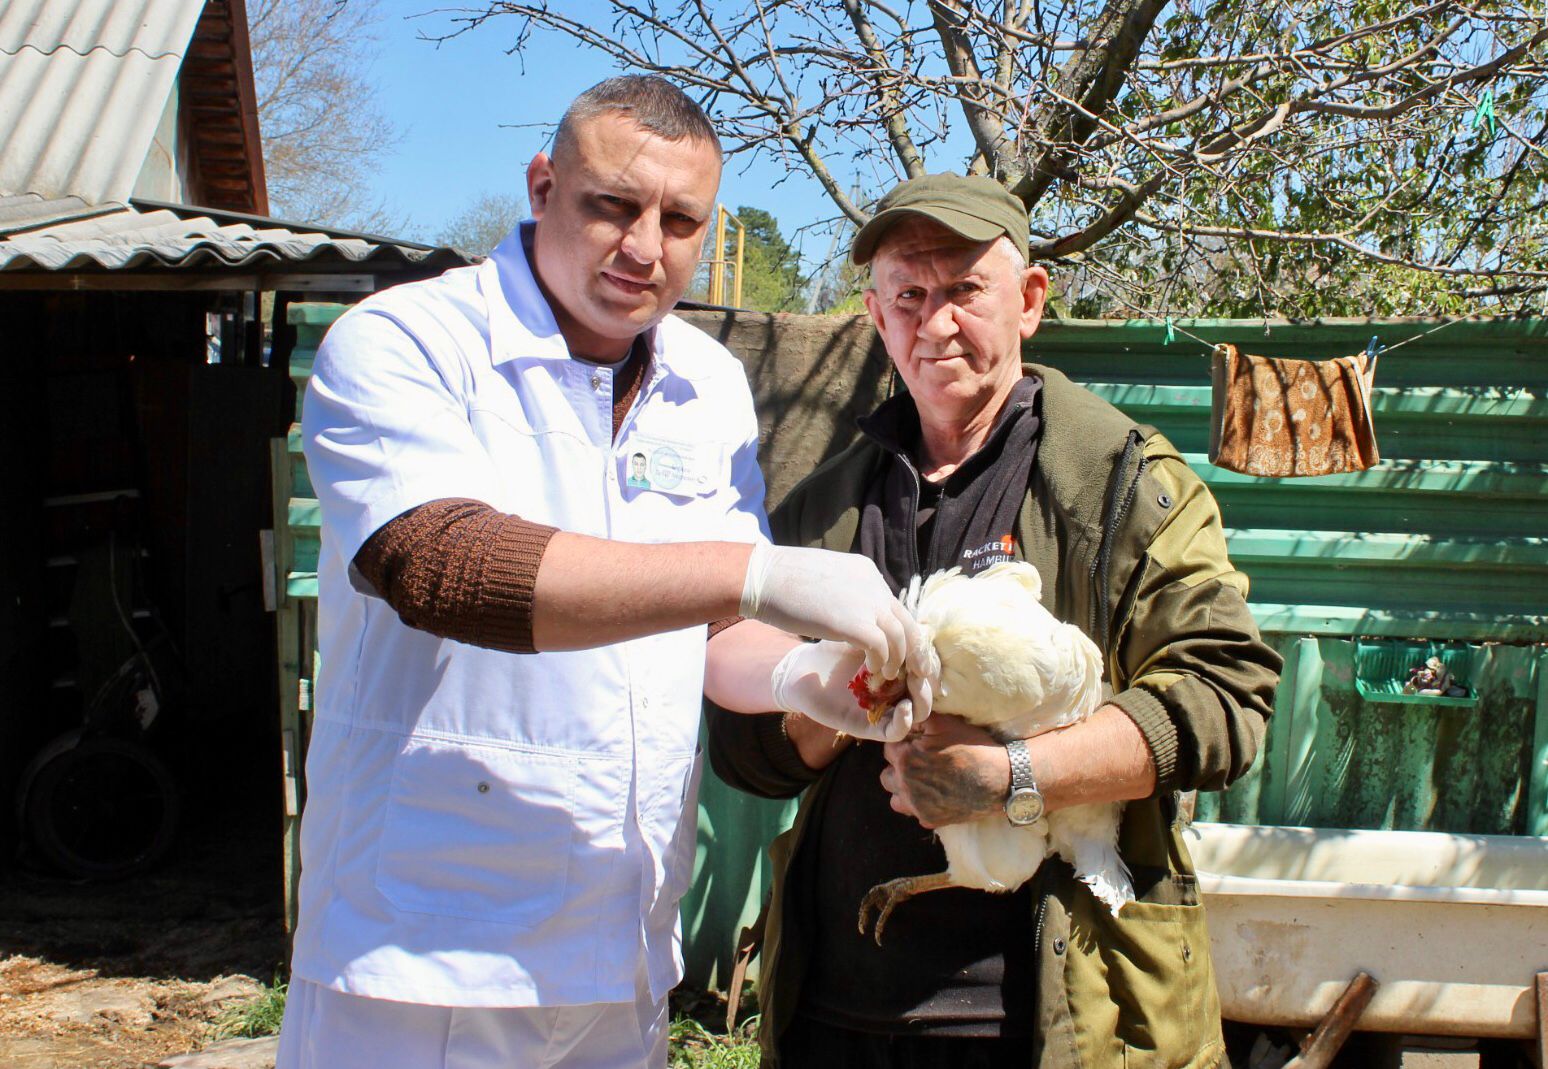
[740,543,918,679]
[770,640,930,743]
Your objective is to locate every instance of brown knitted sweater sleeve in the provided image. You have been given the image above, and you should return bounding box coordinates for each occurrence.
[353,341,661,653]
[707,615,745,640]
[354,499,557,654]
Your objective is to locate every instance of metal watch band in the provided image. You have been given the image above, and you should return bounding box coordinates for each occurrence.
[1006,738,1036,791]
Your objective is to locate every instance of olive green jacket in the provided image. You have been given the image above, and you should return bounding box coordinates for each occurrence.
[706,364,1282,1069]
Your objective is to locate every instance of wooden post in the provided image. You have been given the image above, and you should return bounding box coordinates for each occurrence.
[1535,971,1547,1069]
[1284,971,1379,1069]
[270,437,303,934]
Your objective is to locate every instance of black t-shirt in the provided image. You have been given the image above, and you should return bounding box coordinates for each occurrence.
[796,376,1045,1037]
[797,740,1038,1036]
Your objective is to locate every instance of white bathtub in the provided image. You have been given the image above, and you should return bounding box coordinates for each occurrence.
[1187,821,1548,1039]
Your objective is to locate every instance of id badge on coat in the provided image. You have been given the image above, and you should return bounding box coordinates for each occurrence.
[620,433,722,498]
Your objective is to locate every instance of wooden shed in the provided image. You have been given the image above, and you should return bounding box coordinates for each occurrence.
[0,0,470,879]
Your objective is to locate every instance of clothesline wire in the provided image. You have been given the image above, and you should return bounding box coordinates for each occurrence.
[1136,313,1464,358]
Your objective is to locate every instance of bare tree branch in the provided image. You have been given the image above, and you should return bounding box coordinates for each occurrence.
[440,0,1548,316]
[927,0,1018,176]
[1014,0,1170,204]
[249,0,400,230]
[844,0,927,177]
[1031,170,1169,257]
[1134,210,1548,279]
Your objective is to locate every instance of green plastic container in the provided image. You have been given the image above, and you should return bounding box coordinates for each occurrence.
[1354,641,1480,708]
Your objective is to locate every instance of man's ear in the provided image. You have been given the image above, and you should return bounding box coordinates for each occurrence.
[527,153,555,219]
[1018,265,1050,340]
[862,288,885,332]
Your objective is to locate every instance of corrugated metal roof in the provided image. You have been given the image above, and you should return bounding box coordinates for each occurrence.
[0,198,473,274]
[0,191,108,235]
[0,0,204,205]
[0,0,203,57]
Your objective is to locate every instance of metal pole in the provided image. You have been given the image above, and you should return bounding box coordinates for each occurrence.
[733,216,745,309]
[711,205,728,305]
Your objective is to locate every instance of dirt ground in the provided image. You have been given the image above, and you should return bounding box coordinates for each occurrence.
[0,793,1527,1069]
[0,801,287,1069]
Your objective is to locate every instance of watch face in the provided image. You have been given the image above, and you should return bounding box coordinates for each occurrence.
[1006,788,1045,825]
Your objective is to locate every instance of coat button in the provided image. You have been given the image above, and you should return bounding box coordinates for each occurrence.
[1053,937,1066,955]
[1157,492,1173,508]
[1182,941,1192,961]
[476,781,490,794]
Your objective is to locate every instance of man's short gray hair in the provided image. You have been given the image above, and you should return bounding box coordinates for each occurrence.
[553,75,720,161]
[995,235,1028,275]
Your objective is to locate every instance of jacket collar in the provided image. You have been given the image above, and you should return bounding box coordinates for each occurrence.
[856,373,1041,481]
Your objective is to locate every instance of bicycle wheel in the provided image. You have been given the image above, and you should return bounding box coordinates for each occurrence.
[20,732,179,879]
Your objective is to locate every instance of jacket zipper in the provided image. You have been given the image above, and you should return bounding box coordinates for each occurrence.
[1089,430,1147,643]
[1031,880,1051,978]
[899,453,923,579]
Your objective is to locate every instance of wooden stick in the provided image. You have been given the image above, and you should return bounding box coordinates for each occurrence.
[1535,971,1547,1069]
[1284,971,1379,1069]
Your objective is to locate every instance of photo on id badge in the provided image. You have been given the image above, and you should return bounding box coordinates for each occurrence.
[622,433,704,498]
[627,451,651,489]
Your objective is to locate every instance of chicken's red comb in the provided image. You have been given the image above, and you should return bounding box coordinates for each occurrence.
[847,667,874,708]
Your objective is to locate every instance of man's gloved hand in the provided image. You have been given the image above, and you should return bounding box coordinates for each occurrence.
[770,640,929,743]
[739,543,918,679]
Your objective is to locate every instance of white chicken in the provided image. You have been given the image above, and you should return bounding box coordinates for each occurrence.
[854,560,1133,944]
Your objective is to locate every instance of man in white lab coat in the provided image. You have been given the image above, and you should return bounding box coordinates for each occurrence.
[277,76,931,1069]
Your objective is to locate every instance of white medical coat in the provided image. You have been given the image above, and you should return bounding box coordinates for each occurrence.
[291,224,770,1008]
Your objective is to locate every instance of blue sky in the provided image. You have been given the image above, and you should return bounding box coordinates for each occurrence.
[365,2,846,264]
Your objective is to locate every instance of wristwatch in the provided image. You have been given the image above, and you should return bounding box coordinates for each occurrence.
[1004,738,1046,826]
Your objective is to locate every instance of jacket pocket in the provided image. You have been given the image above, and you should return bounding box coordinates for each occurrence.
[375,735,578,928]
[1065,892,1224,1069]
[655,750,704,908]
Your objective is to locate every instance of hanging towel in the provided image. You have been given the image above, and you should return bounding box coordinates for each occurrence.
[1209,343,1380,477]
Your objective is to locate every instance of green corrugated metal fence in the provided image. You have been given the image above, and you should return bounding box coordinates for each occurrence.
[271,308,1548,986]
[1032,318,1548,845]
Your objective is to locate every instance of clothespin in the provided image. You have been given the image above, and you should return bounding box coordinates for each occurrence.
[1365,334,1383,371]
[1164,316,1176,345]
[1473,89,1497,138]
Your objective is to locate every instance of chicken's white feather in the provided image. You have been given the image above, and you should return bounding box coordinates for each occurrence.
[908,561,1132,914]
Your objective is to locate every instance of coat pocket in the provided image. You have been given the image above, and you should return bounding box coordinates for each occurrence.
[375,736,578,928]
[1065,891,1225,1069]
[661,752,705,904]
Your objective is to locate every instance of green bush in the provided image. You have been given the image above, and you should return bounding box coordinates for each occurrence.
[213,974,288,1039]
[667,1014,761,1068]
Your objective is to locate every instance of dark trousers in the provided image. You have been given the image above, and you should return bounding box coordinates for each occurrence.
[780,1014,1026,1069]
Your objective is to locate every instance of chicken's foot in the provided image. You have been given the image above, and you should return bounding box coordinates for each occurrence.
[857,872,957,945]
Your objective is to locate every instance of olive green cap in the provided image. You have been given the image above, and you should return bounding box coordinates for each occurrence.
[851,173,1030,265]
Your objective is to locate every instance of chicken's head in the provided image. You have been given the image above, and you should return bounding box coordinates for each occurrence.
[847,666,910,725]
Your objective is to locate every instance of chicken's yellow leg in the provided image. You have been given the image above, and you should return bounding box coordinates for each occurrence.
[857,872,958,945]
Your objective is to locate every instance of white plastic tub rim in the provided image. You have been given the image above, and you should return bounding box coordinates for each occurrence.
[1185,821,1548,1038]
[1188,821,1548,906]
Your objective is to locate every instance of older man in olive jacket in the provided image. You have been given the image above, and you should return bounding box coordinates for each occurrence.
[704,174,1281,1069]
